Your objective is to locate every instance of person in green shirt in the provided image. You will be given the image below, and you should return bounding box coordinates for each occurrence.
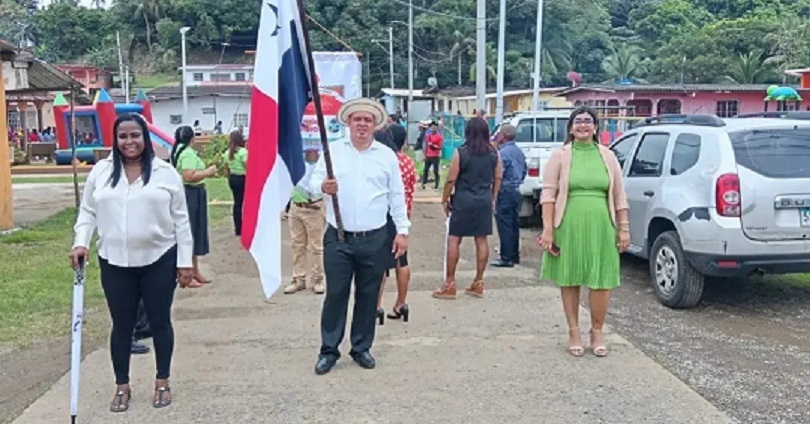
[170,125,217,287]
[223,130,248,236]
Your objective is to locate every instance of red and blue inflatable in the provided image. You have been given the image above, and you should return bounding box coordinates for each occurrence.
[53,88,175,165]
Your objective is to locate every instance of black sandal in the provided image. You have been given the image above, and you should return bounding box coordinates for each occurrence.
[109,388,131,413]
[153,386,172,408]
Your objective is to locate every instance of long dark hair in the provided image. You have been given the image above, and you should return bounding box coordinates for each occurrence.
[109,113,154,187]
[170,125,195,168]
[228,130,246,160]
[565,106,600,144]
[464,117,494,154]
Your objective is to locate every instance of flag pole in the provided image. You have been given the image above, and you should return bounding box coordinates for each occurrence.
[296,0,346,242]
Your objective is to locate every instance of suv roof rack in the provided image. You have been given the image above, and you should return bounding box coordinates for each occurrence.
[630,114,726,129]
[736,111,810,120]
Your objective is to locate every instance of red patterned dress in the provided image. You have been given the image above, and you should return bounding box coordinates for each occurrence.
[397,151,416,218]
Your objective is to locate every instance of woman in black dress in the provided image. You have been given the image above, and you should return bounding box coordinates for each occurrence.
[434,117,503,299]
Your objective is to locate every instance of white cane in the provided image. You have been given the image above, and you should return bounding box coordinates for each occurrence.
[69,258,85,424]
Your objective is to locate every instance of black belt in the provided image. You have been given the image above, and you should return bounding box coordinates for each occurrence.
[328,225,384,238]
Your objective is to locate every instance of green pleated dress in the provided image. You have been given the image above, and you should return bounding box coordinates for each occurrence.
[540,141,621,290]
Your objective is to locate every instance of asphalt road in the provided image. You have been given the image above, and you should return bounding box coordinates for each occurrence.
[514,218,810,424]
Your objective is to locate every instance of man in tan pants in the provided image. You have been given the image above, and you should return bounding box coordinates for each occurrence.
[285,145,326,294]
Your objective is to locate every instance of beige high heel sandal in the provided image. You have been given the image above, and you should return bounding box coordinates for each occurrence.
[568,328,585,357]
[590,329,608,357]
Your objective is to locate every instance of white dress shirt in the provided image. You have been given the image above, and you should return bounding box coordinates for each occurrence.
[73,157,194,268]
[309,138,411,235]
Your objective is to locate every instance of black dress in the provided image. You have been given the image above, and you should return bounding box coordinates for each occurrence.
[448,145,498,237]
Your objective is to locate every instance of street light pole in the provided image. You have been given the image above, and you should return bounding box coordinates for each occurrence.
[531,0,544,112]
[180,26,191,123]
[476,0,487,114]
[389,26,395,89]
[495,0,506,124]
[408,0,414,137]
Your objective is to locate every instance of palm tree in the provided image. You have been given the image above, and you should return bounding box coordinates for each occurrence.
[724,51,776,84]
[602,45,647,82]
[449,31,475,85]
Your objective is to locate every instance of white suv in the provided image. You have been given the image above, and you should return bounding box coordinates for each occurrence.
[609,114,810,308]
[494,111,571,222]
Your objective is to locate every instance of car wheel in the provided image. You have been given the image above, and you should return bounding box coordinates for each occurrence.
[649,231,705,309]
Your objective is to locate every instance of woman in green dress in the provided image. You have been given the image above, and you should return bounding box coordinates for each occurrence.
[538,107,630,358]
[171,126,218,287]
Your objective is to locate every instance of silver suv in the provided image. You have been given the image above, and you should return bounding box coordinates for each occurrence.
[609,114,810,308]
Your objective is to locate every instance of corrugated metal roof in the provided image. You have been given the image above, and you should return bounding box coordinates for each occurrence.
[6,60,81,93]
[557,83,810,96]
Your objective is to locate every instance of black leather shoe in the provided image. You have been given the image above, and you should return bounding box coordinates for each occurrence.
[490,259,514,268]
[131,339,150,355]
[314,356,337,375]
[350,351,376,369]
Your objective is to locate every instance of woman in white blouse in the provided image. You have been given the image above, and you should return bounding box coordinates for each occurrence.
[70,113,194,413]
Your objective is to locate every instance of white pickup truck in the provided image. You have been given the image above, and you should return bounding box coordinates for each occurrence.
[493,111,572,224]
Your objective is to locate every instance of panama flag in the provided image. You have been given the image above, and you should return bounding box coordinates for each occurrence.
[242,0,311,298]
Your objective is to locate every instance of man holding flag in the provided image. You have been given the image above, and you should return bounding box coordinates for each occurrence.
[309,98,411,375]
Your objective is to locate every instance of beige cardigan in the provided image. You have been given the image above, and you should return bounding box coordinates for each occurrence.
[539,143,629,229]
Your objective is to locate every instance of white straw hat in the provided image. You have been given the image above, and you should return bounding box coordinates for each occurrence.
[338,98,387,126]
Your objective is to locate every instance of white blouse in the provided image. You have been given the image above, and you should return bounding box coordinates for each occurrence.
[72,157,194,268]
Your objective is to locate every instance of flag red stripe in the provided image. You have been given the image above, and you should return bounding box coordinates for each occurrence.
[241,87,279,250]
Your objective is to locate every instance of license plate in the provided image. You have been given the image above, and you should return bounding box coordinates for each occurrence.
[801,208,810,227]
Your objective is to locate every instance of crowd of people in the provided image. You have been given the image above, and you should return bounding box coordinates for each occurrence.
[68,98,629,413]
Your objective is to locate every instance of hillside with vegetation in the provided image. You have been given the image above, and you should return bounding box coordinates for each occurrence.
[2,0,810,91]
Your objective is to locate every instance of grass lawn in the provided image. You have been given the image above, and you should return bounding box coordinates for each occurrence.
[0,178,233,348]
[133,73,180,89]
[12,176,87,184]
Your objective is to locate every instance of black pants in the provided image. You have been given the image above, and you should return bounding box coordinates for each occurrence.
[99,246,178,385]
[133,300,151,340]
[421,156,440,188]
[495,189,521,263]
[320,225,387,359]
[228,174,246,235]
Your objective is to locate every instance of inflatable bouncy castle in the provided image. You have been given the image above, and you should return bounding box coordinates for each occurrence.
[52,88,175,165]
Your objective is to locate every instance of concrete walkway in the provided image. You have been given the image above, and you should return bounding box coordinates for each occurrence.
[11,219,736,424]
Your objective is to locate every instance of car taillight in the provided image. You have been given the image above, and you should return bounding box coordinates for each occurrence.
[528,159,540,177]
[716,173,741,217]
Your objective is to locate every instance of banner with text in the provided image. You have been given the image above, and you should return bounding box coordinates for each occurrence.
[301,52,362,150]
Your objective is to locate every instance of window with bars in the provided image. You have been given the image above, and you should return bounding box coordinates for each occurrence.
[234,113,248,127]
[716,100,739,118]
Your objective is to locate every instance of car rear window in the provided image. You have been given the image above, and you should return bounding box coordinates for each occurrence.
[729,128,810,178]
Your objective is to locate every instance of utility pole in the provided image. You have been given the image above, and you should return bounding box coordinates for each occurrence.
[389,26,395,89]
[116,32,126,102]
[407,0,414,137]
[531,0,544,112]
[180,27,191,123]
[495,0,506,124]
[124,65,130,103]
[476,0,487,115]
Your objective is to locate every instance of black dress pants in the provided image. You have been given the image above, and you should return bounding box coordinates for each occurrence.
[228,174,246,236]
[99,246,178,385]
[319,225,387,359]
